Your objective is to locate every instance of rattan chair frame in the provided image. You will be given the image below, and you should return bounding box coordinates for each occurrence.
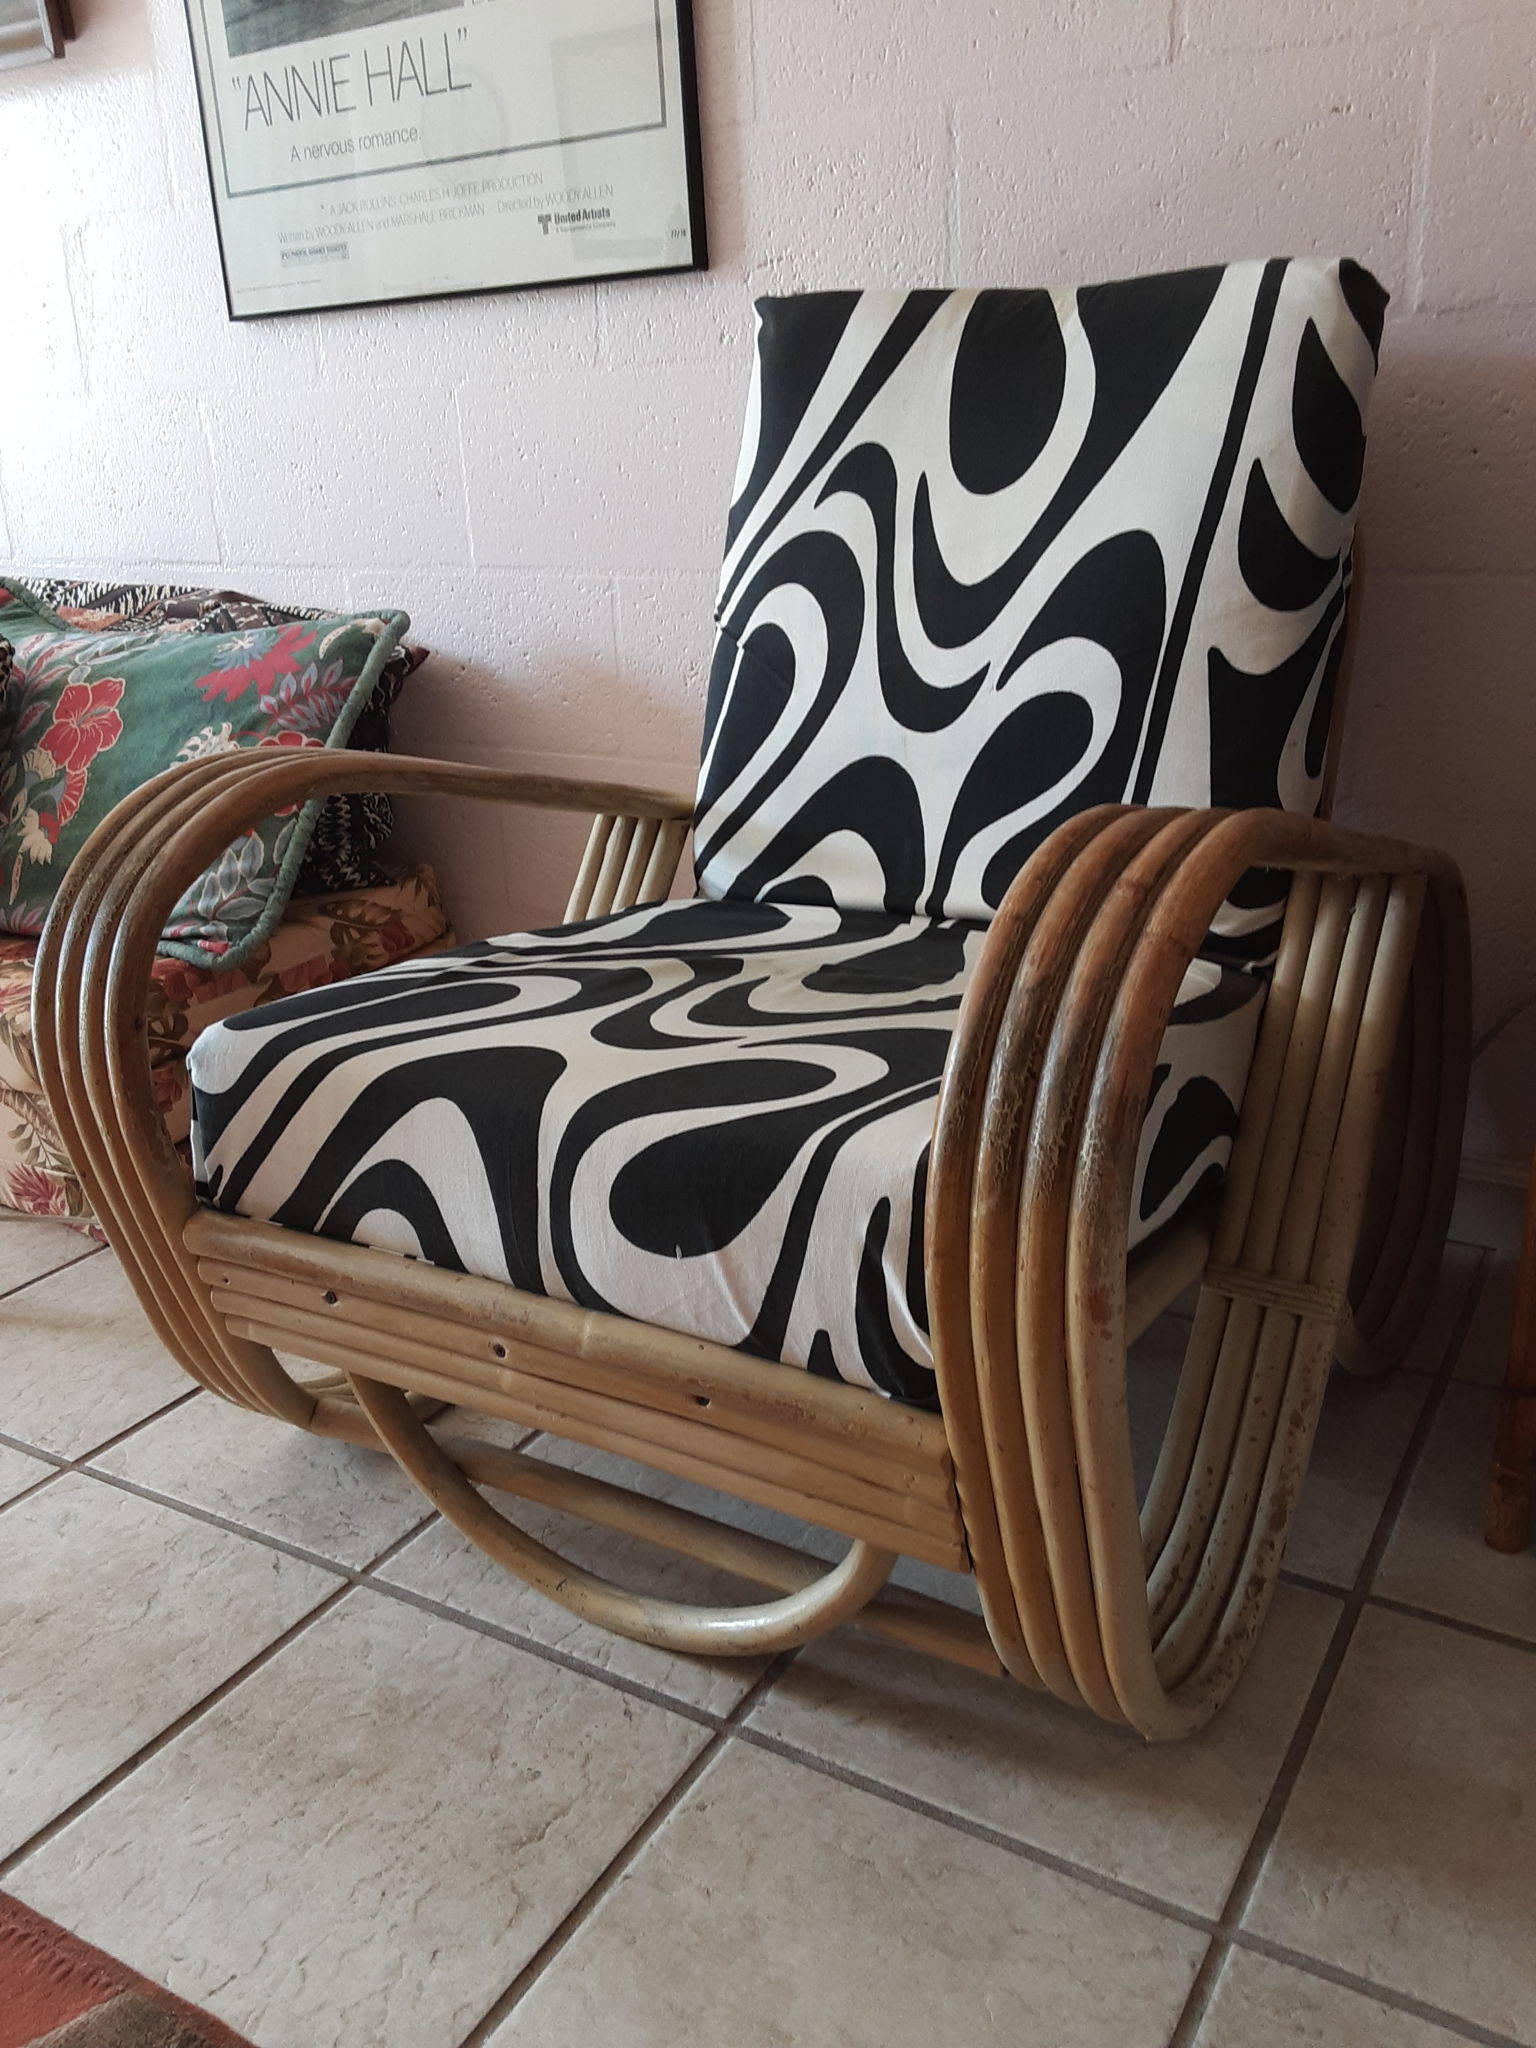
[33,749,1469,1736]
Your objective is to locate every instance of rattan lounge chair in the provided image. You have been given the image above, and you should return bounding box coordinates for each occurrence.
[35,258,1470,1738]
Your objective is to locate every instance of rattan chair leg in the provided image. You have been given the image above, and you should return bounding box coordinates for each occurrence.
[346,1372,896,1654]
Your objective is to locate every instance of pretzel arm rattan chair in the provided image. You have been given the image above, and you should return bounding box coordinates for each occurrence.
[35,259,1471,1738]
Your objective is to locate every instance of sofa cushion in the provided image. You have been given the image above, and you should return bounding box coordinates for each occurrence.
[27,579,430,897]
[0,580,408,963]
[187,896,1266,1405]
[695,259,1385,960]
[0,866,451,1222]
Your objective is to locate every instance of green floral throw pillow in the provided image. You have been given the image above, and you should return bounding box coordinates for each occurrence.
[0,581,407,966]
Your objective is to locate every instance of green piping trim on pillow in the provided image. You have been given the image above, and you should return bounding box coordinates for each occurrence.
[0,580,75,632]
[156,607,408,969]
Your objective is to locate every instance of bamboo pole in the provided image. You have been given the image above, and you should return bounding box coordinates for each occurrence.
[218,1297,962,1549]
[200,1263,949,1496]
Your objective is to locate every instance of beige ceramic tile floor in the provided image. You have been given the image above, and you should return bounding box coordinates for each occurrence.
[2,1218,1533,2048]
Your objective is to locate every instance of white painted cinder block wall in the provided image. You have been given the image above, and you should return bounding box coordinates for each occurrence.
[1,0,1533,1162]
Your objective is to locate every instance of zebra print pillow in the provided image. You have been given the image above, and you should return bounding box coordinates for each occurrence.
[695,258,1386,944]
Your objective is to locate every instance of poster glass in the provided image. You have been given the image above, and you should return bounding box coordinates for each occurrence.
[184,0,707,317]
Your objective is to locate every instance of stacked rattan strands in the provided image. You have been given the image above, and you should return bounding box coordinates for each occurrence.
[191,1240,964,1567]
[33,751,1469,1734]
[33,755,923,1657]
[927,806,1467,1736]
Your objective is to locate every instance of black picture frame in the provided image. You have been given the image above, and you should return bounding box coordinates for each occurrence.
[182,0,709,321]
[0,0,73,71]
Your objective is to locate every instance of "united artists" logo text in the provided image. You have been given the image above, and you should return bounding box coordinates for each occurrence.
[538,205,613,235]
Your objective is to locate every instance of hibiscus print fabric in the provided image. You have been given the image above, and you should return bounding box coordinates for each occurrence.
[27,578,431,898]
[6,673,127,883]
[0,581,410,965]
[0,864,451,1223]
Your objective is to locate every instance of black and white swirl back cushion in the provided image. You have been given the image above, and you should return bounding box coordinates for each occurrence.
[694,259,1386,947]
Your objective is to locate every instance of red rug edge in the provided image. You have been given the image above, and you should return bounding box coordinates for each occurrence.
[0,1893,257,2048]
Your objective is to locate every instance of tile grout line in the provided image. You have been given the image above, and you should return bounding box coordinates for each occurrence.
[0,1242,106,1304]
[452,1651,800,2048]
[737,1718,1533,2048]
[0,1458,73,1515]
[22,1435,737,1730]
[0,1458,75,1523]
[1356,1591,1536,1658]
[733,1724,1220,1934]
[4,1247,1517,2035]
[1160,1246,1494,2048]
[10,1278,1520,1914]
[359,1575,724,1733]
[1277,1573,1536,1658]
[7,1378,767,1716]
[0,1496,452,1884]
[0,1390,206,1518]
[6,1426,1233,1954]
[1225,1930,1536,2048]
[465,1343,1527,2048]
[67,1388,205,1458]
[7,1454,397,1582]
[0,1579,356,1883]
[0,1395,492,1577]
[357,1512,444,1578]
[4,1495,1517,2013]
[0,1386,203,1478]
[16,1501,1497,2048]
[0,1449,747,1891]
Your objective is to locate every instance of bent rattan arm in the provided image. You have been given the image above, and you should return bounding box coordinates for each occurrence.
[35,751,923,1658]
[35,753,690,1416]
[928,803,1469,1736]
[34,757,1470,1726]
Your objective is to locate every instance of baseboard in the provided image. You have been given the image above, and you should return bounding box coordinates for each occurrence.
[1452,1153,1531,1254]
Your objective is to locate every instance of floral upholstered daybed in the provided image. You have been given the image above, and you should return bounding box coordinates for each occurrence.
[0,579,452,1223]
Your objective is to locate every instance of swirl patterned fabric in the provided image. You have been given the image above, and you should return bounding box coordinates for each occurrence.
[190,898,1265,1404]
[189,256,1384,1404]
[697,259,1385,959]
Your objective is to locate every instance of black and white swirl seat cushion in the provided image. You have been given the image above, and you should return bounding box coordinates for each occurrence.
[188,898,1265,1404]
[188,257,1382,1405]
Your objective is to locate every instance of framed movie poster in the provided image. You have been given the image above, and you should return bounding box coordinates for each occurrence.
[183,0,708,319]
